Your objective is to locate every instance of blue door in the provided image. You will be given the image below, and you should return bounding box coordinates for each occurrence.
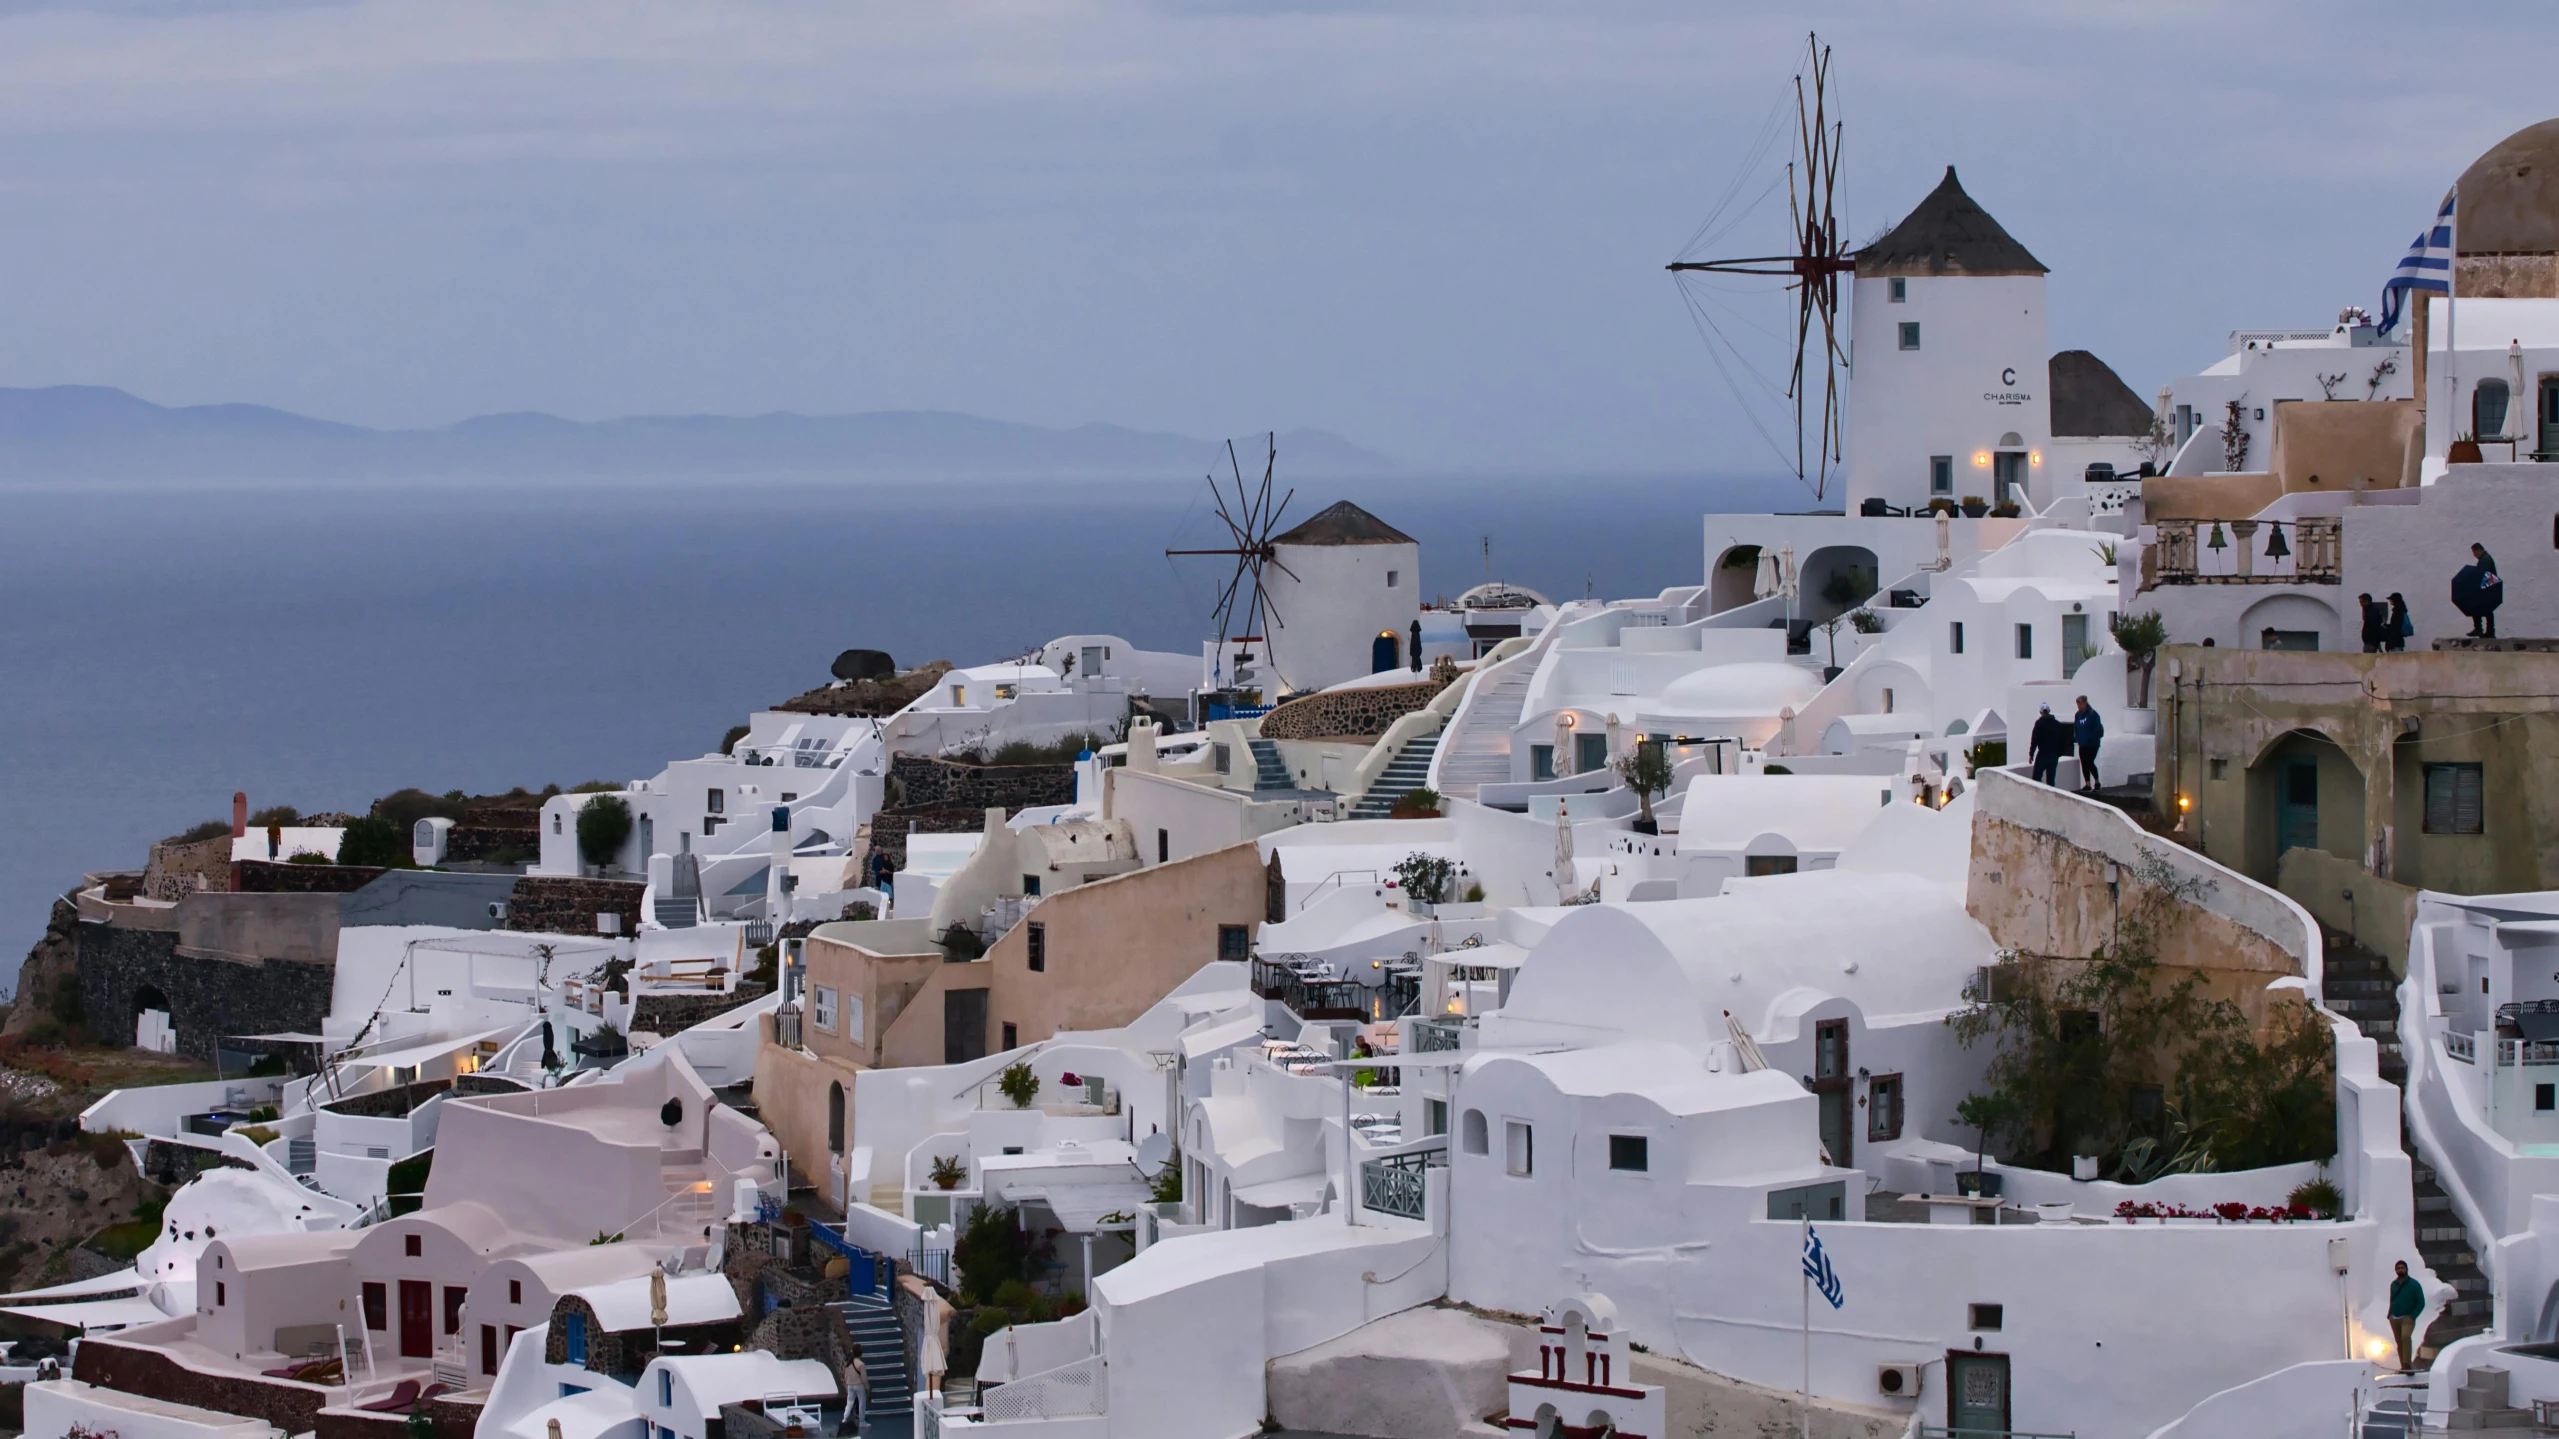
[2278,760,2319,855]
[1372,633,1398,672]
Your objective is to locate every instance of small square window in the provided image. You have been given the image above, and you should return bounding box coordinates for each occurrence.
[1002,1021,1019,1050]
[1157,828,1170,864]
[1898,321,1921,351]
[1022,874,1041,897]
[1387,570,1400,588]
[812,986,837,1032]
[1219,924,1251,961]
[1608,1135,1649,1172]
[1970,1303,2004,1331]
[706,789,724,814]
[1504,1119,1534,1177]
[1931,455,1953,494]
[2424,763,2484,835]
[1867,1073,1905,1142]
[2209,757,2228,780]
[1889,277,1907,303]
[2538,1084,2555,1112]
[1026,923,1046,972]
[405,1233,422,1258]
[216,1280,226,1306]
[2015,623,2033,660]
[1425,1099,1448,1137]
[510,1280,522,1305]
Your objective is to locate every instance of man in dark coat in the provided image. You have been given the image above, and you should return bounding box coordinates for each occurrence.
[2454,542,2504,638]
[2358,593,2387,653]
[2027,703,2069,787]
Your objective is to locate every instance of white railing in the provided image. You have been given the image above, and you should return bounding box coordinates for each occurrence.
[980,1354,1106,1422]
[2447,1030,2477,1064]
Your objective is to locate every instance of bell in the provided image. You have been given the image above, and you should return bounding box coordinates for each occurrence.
[2207,522,2228,552]
[2264,521,2290,560]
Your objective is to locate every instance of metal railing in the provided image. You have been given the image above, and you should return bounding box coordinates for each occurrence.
[1251,959,1374,1021]
[980,1354,1106,1421]
[2447,1031,2477,1064]
[1411,1019,1465,1053]
[1360,1148,1443,1220]
[2495,1038,2559,1067]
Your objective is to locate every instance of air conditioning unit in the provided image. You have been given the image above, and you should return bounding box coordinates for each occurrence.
[1878,1362,1923,1398]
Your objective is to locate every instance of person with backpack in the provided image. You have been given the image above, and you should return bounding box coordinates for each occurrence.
[2072,696,2106,793]
[2386,593,2412,652]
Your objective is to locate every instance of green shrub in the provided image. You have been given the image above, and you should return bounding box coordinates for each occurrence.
[988,732,1111,767]
[372,789,466,832]
[990,1280,1040,1312]
[1965,740,2008,772]
[1761,764,1792,775]
[576,794,634,869]
[284,852,332,866]
[1393,852,1456,906]
[2287,1176,2345,1218]
[338,815,409,868]
[997,1062,1040,1109]
[165,819,231,846]
[721,724,751,756]
[954,1202,1033,1304]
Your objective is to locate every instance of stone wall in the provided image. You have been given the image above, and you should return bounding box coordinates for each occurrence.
[864,807,997,873]
[444,821,539,864]
[777,662,953,718]
[633,983,770,1036]
[75,1339,331,1437]
[1260,677,1449,741]
[540,1293,744,1374]
[76,923,334,1060]
[234,860,387,895]
[889,755,1076,812]
[504,876,646,936]
[143,836,232,901]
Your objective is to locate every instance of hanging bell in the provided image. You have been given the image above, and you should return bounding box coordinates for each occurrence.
[2264,520,2290,560]
[2207,522,2228,552]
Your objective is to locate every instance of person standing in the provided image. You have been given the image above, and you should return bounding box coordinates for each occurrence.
[843,1350,870,1436]
[2027,704,2068,786]
[2386,593,2412,652]
[2389,1260,2426,1370]
[2455,543,2504,638]
[2072,696,2105,793]
[2358,593,2386,653]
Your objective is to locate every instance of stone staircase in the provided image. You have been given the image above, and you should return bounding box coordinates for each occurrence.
[1245,738,1294,792]
[1348,734,1441,819]
[829,1290,914,1432]
[2322,929,2489,1366]
[1433,665,1532,801]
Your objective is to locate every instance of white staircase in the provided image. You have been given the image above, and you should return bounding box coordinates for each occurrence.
[1432,663,1534,801]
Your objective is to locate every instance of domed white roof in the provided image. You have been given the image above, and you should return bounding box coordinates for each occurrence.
[1645,662,1824,723]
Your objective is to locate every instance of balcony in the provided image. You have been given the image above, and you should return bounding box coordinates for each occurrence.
[2141,516,2339,590]
[1411,1019,1467,1054]
[1359,1147,1446,1221]
[1252,958,1377,1022]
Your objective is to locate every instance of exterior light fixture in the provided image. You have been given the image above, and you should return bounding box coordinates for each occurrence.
[1972,452,1991,468]
[2029,451,2043,467]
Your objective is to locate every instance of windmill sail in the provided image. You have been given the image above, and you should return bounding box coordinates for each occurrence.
[1166,433,1298,691]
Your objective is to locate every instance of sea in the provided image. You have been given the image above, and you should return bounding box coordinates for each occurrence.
[0,471,1806,984]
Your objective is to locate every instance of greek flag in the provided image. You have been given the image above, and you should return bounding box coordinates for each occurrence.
[1801,1224,1844,1309]
[2378,187,2455,335]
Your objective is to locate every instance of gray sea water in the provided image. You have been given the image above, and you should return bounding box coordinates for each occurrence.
[0,472,1803,986]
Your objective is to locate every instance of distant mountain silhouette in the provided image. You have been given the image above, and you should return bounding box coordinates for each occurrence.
[0,386,1395,484]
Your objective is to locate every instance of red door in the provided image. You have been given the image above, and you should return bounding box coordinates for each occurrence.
[399,1280,433,1359]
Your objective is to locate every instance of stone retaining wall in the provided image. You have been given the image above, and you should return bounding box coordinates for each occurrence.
[75,1340,331,1437]
[633,983,770,1036]
[889,754,1076,812]
[143,837,231,901]
[503,876,646,936]
[77,923,333,1060]
[1259,677,1449,741]
[234,860,387,894]
[864,806,998,872]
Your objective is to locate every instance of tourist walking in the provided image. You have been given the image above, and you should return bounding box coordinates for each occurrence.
[2454,543,2503,638]
[2071,696,2105,792]
[2386,593,2412,652]
[844,1351,869,1435]
[2027,704,2069,786]
[2359,593,2387,652]
[2389,1260,2425,1370]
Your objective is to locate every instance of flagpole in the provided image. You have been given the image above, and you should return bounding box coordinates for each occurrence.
[2448,181,2459,439]
[1801,1216,1812,1439]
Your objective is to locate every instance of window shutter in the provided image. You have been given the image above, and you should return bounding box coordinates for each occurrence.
[2425,764,2485,834]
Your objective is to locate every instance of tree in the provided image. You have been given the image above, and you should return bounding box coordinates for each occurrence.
[2110,610,2167,707]
[1953,1091,2023,1177]
[1614,740,1675,830]
[337,815,408,868]
[576,794,633,872]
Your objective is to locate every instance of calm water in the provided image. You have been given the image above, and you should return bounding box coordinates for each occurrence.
[0,472,1802,985]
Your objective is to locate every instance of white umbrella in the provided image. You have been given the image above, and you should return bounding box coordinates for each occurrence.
[1554,798,1577,905]
[1722,1009,1770,1073]
[2509,340,2528,442]
[1554,714,1575,776]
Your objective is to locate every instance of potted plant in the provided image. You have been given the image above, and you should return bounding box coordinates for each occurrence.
[1990,501,2021,519]
[997,1061,1040,1109]
[1393,851,1456,912]
[1959,494,1988,518]
[1614,740,1675,834]
[1924,496,1957,517]
[1388,786,1443,819]
[929,1154,967,1191]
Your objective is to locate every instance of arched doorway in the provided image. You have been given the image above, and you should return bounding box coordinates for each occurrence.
[132,983,173,1052]
[2247,729,2366,878]
[1372,632,1399,673]
[1710,545,1763,613]
[1798,546,1880,624]
[827,1081,845,1153]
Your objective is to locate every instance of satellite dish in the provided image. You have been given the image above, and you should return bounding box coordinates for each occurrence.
[1134,1132,1174,1178]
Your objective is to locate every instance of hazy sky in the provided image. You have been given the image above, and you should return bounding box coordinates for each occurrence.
[0,1,2545,473]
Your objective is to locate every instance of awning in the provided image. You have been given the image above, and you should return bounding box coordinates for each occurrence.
[337,1024,522,1073]
[228,1032,326,1045]
[1003,1178,1151,1232]
[0,1268,141,1302]
[1230,1173,1331,1210]
[0,1295,171,1331]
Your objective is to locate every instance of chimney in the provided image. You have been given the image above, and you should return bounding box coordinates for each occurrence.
[231,792,248,839]
[1129,720,1159,775]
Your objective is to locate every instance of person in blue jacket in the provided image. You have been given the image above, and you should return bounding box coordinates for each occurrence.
[2389,1260,2425,1369]
[2071,696,2105,793]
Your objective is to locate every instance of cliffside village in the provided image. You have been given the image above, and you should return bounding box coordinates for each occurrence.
[7,119,2559,1439]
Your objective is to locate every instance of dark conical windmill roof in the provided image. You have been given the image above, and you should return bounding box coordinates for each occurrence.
[1856,166,2047,278]
[1272,500,1415,547]
[2048,350,2155,437]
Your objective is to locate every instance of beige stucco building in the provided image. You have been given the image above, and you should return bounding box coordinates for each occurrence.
[2152,642,2559,901]
[757,840,1268,1202]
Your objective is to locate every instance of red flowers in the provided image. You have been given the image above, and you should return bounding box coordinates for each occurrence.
[2113,1200,2318,1222]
